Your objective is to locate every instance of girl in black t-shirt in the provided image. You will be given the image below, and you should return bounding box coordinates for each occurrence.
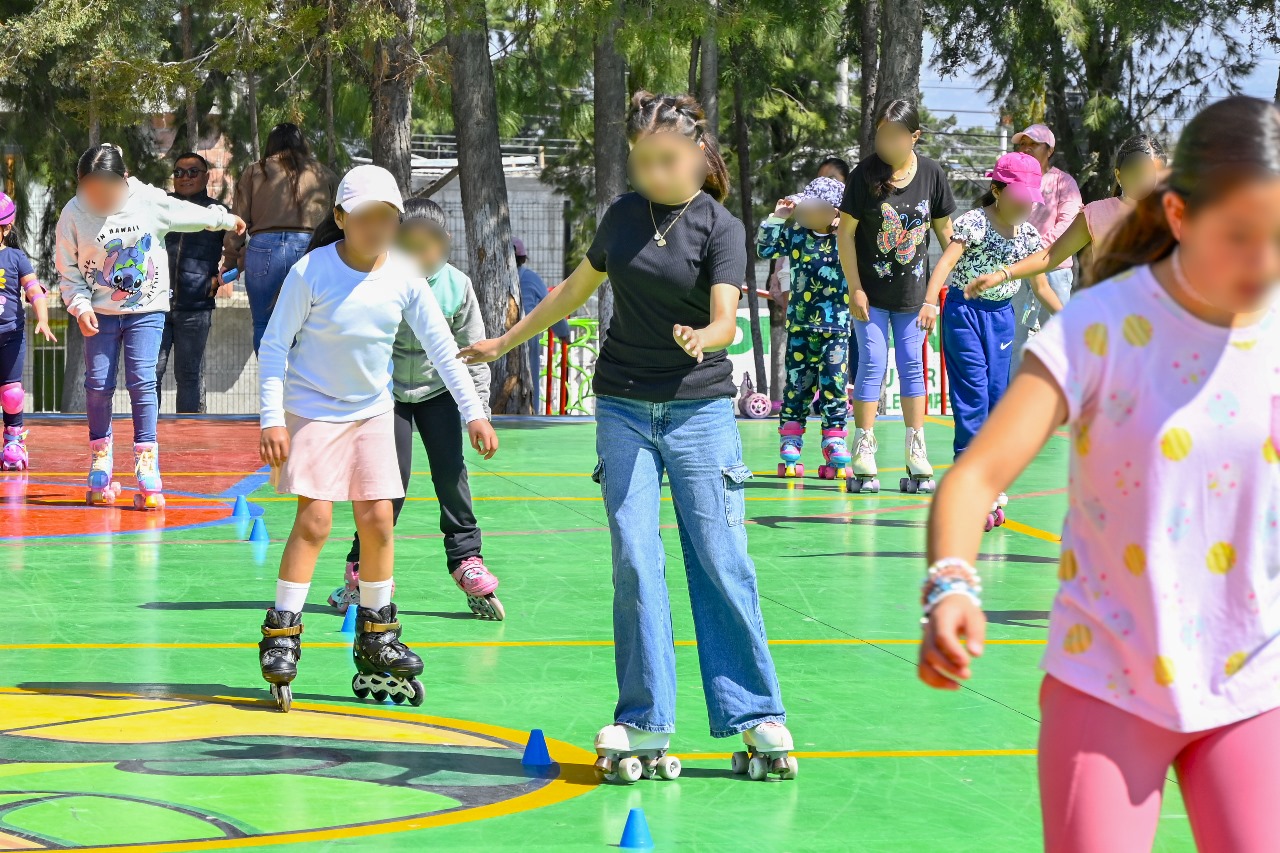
[836,100,956,495]
[460,92,794,784]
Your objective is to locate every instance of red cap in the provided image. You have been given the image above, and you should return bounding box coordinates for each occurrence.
[987,152,1044,204]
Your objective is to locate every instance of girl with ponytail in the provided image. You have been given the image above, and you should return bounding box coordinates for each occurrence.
[920,96,1280,851]
[460,90,796,782]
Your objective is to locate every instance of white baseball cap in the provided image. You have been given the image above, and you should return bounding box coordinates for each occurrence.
[336,164,404,213]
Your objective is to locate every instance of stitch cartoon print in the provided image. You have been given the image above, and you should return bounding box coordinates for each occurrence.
[88,233,157,310]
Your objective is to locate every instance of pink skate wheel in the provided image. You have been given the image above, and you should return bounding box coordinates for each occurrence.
[984,514,995,532]
[795,463,804,477]
[818,465,833,480]
[994,507,1006,526]
[777,463,786,477]
[743,394,772,419]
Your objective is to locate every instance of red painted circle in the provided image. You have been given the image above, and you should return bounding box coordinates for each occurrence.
[1,477,231,538]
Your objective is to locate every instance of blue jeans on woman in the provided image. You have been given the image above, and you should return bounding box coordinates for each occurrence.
[83,312,166,443]
[593,394,787,738]
[245,230,312,354]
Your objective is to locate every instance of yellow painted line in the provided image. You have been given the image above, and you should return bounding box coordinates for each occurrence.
[923,415,954,427]
[683,748,1037,760]
[1002,519,1062,543]
[0,687,597,853]
[0,638,1047,651]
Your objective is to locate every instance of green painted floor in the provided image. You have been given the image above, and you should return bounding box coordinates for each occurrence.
[0,417,1197,852]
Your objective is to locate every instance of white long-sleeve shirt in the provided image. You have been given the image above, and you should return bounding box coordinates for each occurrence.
[56,176,238,316]
[258,244,487,429]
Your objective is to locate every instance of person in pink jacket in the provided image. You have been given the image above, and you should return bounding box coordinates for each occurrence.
[1008,123,1082,376]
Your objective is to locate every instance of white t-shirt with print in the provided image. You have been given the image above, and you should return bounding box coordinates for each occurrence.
[1027,264,1280,733]
[948,208,1043,302]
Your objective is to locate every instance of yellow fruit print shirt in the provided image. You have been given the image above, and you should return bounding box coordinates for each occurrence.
[1027,265,1280,732]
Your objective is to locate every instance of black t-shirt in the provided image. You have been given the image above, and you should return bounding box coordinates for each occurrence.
[839,155,956,312]
[586,191,745,402]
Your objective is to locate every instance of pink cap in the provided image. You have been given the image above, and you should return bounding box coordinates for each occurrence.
[0,193,15,227]
[987,152,1044,204]
[1012,123,1055,150]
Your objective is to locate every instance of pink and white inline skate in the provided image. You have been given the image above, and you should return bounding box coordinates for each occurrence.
[452,556,504,620]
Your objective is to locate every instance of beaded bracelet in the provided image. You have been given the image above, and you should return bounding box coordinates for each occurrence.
[998,266,1012,283]
[921,558,983,618]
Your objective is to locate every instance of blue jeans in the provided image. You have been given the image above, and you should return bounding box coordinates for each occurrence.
[941,293,1014,459]
[852,306,927,402]
[245,230,311,354]
[83,312,166,444]
[1010,267,1073,377]
[593,394,786,737]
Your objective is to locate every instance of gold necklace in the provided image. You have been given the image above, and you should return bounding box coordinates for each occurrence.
[891,154,917,184]
[649,197,695,247]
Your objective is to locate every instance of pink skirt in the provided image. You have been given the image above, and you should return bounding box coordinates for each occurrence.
[273,411,404,502]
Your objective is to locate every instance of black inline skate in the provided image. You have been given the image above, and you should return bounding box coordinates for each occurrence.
[351,604,425,706]
[259,609,303,712]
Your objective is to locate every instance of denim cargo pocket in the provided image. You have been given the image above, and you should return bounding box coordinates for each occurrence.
[722,463,753,527]
[592,459,606,502]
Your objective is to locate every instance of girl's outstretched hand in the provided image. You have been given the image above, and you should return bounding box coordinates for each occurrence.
[458,338,506,365]
[966,272,1002,300]
[673,324,705,363]
[34,320,57,343]
[468,419,499,460]
[260,426,290,468]
[918,595,986,690]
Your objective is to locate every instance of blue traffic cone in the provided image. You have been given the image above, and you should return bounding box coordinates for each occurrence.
[618,808,654,850]
[521,728,553,767]
[248,517,269,542]
[341,603,358,635]
[232,494,251,518]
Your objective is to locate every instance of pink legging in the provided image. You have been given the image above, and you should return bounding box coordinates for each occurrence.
[1039,675,1280,852]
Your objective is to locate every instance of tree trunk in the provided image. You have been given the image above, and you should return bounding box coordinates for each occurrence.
[446,0,531,414]
[181,3,198,149]
[732,56,766,396]
[246,70,260,160]
[1273,65,1279,105]
[688,36,701,94]
[323,1,338,169]
[594,0,628,349]
[856,0,879,155]
[877,0,922,107]
[65,95,97,411]
[370,0,418,191]
[699,2,719,131]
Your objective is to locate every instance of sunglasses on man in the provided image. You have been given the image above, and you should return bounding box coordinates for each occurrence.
[173,167,207,178]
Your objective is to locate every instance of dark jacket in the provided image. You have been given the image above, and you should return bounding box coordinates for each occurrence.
[519,265,571,340]
[166,191,228,311]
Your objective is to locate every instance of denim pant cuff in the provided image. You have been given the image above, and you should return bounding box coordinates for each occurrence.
[614,719,676,735]
[710,714,787,739]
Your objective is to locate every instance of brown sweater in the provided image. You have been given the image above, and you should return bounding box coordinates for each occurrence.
[222,155,337,270]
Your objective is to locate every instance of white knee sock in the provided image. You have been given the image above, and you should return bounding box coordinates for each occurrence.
[275,580,311,614]
[359,578,394,611]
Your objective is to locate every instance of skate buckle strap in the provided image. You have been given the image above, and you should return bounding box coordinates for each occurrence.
[262,624,303,638]
[360,620,401,633]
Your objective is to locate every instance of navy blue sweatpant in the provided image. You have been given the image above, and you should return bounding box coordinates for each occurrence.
[941,292,1015,459]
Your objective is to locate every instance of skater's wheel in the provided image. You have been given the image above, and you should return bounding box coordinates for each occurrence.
[390,691,407,704]
[994,507,1006,526]
[617,756,644,783]
[984,514,995,533]
[656,755,681,780]
[371,689,389,703]
[133,493,144,510]
[918,479,936,494]
[817,465,831,480]
[747,755,769,781]
[408,679,425,707]
[485,595,505,621]
[795,463,804,477]
[900,477,913,494]
[780,756,798,780]
[270,683,292,713]
[730,751,750,775]
[351,675,370,700]
[742,393,772,419]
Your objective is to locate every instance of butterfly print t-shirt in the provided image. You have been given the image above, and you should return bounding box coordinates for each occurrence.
[840,155,956,313]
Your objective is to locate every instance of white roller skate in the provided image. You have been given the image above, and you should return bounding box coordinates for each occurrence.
[328,560,360,613]
[593,723,681,783]
[452,556,505,620]
[777,421,805,478]
[1,426,28,471]
[845,427,880,493]
[132,442,165,510]
[900,427,935,494]
[731,721,798,781]
[85,437,121,505]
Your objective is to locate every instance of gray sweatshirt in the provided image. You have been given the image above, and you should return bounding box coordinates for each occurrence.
[391,261,492,415]
[56,176,238,316]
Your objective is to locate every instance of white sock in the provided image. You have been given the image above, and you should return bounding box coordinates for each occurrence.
[275,580,311,614]
[359,578,394,611]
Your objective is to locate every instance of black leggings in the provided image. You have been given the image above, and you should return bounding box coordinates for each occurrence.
[346,393,482,571]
